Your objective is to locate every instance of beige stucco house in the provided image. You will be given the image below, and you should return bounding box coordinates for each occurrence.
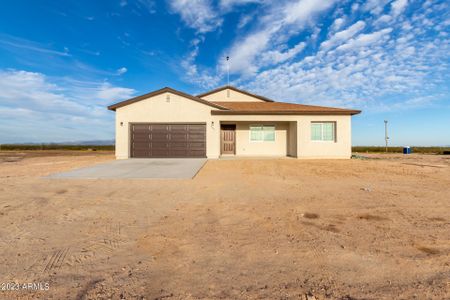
[107,86,360,159]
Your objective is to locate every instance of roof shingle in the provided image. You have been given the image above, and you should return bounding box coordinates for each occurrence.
[210,101,361,115]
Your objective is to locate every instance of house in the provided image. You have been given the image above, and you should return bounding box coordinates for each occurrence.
[107,86,361,159]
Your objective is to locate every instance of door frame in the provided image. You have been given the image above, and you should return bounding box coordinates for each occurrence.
[220,124,236,155]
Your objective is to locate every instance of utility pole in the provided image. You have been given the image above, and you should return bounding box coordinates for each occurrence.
[226,56,230,86]
[384,120,389,153]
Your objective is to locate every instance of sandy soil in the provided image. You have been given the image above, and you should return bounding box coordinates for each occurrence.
[0,151,449,299]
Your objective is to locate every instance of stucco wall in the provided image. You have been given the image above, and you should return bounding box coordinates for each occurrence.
[213,114,352,158]
[296,115,352,159]
[200,88,265,102]
[114,95,353,159]
[114,92,220,159]
[232,122,289,156]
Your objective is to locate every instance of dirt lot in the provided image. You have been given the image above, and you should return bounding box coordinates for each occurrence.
[0,151,449,299]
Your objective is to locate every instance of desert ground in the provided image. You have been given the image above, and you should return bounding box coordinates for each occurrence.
[0,151,449,299]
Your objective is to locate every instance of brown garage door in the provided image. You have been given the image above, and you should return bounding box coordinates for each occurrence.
[130,123,206,158]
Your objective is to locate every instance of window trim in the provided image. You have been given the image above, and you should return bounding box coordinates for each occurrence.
[311,121,336,142]
[249,124,276,142]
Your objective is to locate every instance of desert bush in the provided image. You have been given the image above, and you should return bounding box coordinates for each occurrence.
[352,146,450,154]
[0,144,114,151]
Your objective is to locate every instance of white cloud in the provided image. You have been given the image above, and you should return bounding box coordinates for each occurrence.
[320,20,366,51]
[168,0,222,33]
[0,34,71,57]
[0,70,85,114]
[261,42,306,65]
[180,45,221,88]
[391,0,408,17]
[96,82,135,102]
[335,28,392,52]
[224,0,336,75]
[281,0,336,25]
[374,14,393,25]
[236,3,450,113]
[177,0,449,116]
[0,69,135,142]
[330,17,346,32]
[220,0,263,10]
[237,13,255,29]
[117,67,128,75]
[362,0,390,15]
[226,28,274,75]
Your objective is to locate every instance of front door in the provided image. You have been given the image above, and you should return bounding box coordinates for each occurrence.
[221,124,236,155]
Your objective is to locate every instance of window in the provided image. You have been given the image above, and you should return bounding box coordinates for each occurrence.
[311,122,336,141]
[250,125,275,141]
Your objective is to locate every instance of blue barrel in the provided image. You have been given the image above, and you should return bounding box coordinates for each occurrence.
[403,146,411,154]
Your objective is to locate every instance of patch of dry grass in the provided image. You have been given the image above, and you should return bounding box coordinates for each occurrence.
[416,246,440,255]
[357,214,389,221]
[303,213,320,219]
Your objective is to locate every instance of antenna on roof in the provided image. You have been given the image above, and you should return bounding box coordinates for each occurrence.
[226,56,230,86]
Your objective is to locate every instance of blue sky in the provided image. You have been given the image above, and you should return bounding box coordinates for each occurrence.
[0,0,449,146]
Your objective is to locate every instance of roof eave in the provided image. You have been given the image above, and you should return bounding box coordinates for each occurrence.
[107,87,230,111]
[197,85,275,102]
[211,110,361,115]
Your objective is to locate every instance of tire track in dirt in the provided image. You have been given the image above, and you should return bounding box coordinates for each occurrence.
[66,221,124,267]
[43,247,70,272]
[24,221,125,276]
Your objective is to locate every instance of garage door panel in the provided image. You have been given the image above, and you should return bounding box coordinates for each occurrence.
[131,123,206,158]
[187,150,205,157]
[151,149,170,157]
[188,133,205,141]
[132,124,150,130]
[150,124,168,130]
[132,150,150,158]
[132,133,150,140]
[169,125,187,131]
[132,138,150,143]
[170,133,188,141]
[133,126,150,131]
[168,142,188,149]
[187,124,205,130]
[133,141,150,148]
[151,133,169,140]
[150,142,168,149]
[188,141,205,148]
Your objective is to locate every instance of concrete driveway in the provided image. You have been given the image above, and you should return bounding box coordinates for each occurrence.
[48,158,207,179]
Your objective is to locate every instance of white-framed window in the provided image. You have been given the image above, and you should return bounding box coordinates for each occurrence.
[311,122,336,142]
[250,125,275,142]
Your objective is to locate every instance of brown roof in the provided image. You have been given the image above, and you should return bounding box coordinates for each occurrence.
[197,85,274,102]
[107,86,361,116]
[210,101,361,115]
[107,87,229,111]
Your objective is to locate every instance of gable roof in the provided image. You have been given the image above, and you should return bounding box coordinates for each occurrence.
[196,85,274,102]
[107,87,229,111]
[107,86,361,116]
[210,101,361,115]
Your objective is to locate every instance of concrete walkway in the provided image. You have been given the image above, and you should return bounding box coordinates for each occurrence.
[47,158,207,179]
